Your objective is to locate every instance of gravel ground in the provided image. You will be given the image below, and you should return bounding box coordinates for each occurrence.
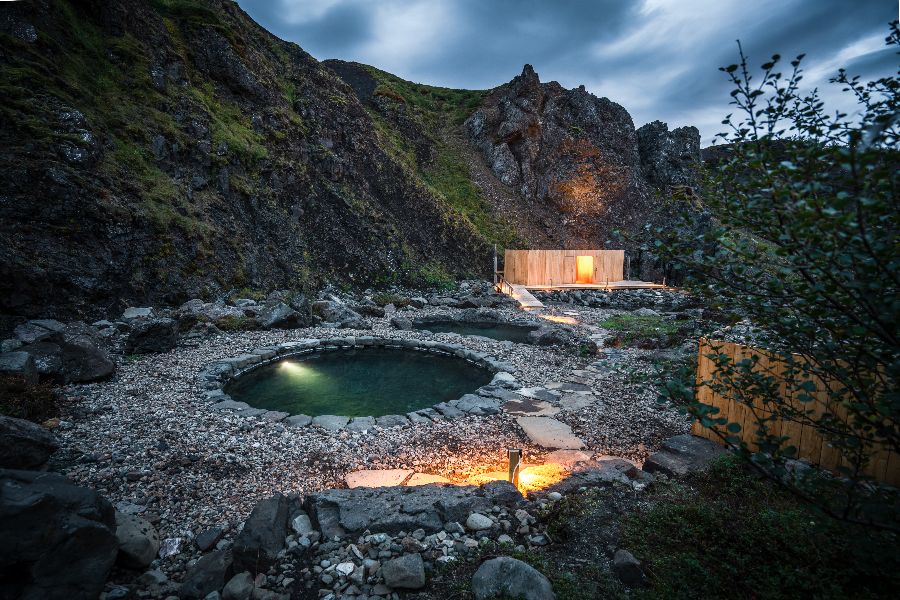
[53,302,692,578]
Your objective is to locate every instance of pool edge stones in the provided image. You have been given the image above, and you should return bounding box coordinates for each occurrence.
[197,337,519,430]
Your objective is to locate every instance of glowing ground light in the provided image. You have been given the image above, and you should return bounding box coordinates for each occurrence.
[539,314,580,325]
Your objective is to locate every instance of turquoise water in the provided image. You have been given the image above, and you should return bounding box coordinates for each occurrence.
[413,321,538,343]
[225,348,493,417]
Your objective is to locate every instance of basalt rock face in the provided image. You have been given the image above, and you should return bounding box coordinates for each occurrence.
[0,0,489,320]
[636,120,701,188]
[466,65,700,266]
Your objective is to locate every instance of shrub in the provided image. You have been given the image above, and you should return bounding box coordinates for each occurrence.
[0,375,57,422]
[653,23,900,531]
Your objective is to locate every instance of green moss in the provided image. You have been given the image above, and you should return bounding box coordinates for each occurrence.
[422,143,517,247]
[418,261,455,289]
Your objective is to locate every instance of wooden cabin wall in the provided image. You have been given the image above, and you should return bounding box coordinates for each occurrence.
[503,250,624,285]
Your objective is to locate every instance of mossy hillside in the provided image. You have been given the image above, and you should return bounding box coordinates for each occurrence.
[356,64,517,248]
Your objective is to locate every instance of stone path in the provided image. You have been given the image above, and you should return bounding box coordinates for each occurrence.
[515,416,585,450]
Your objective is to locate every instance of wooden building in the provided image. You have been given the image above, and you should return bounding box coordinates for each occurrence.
[503,249,625,287]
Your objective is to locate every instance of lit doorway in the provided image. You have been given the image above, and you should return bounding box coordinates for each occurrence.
[575,255,593,284]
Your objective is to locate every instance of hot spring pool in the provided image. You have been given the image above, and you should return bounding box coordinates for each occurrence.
[224,347,493,417]
[412,321,538,344]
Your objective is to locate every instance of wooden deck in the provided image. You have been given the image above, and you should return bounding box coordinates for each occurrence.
[523,280,667,291]
[508,284,544,309]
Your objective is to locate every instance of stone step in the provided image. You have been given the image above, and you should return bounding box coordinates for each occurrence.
[515,417,585,450]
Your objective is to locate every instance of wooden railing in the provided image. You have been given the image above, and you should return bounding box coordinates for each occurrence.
[692,338,900,486]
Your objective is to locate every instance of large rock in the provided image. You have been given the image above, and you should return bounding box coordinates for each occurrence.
[232,494,291,574]
[310,300,369,329]
[179,549,233,599]
[471,556,555,600]
[381,552,425,589]
[115,511,160,569]
[222,571,254,600]
[256,302,302,329]
[642,434,727,478]
[0,415,59,469]
[125,318,178,354]
[18,325,115,383]
[636,120,700,189]
[0,351,38,384]
[306,481,522,538]
[611,549,645,587]
[0,469,117,600]
[13,320,66,344]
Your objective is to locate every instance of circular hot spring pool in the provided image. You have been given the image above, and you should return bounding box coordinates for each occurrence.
[224,347,494,417]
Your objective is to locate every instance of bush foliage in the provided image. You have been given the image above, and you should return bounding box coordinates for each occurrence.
[654,23,899,531]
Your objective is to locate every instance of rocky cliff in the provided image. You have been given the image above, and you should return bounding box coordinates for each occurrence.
[0,0,700,321]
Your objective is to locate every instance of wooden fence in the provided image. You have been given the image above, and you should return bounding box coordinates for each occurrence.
[504,249,624,286]
[692,338,900,486]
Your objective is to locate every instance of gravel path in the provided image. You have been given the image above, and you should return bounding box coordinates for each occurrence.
[54,304,691,569]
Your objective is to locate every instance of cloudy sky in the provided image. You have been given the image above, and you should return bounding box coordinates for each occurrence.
[236,0,897,145]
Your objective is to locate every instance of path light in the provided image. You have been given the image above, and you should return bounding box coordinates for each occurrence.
[507,448,523,487]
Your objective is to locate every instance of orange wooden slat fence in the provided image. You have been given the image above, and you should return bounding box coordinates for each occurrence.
[691,338,900,487]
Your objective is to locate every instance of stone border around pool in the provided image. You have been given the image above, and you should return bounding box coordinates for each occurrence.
[195,336,521,432]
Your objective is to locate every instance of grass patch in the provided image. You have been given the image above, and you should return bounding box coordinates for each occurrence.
[599,314,691,348]
[371,292,412,307]
[620,456,900,599]
[0,376,58,422]
[214,315,258,331]
[418,262,456,290]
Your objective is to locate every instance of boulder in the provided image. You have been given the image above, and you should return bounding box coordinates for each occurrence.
[381,553,425,589]
[121,307,154,321]
[311,300,370,329]
[115,511,160,569]
[612,549,645,586]
[0,469,117,600]
[195,526,226,552]
[18,326,115,383]
[232,494,291,574]
[256,302,301,329]
[125,318,178,354]
[389,315,412,330]
[471,556,555,600]
[0,351,38,384]
[222,571,254,600]
[179,549,233,599]
[13,320,65,344]
[642,434,727,478]
[306,481,522,538]
[0,415,59,469]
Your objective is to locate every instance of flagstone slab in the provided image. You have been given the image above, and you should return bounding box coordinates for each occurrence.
[345,469,413,488]
[515,417,585,450]
[407,473,452,486]
[502,398,560,417]
[558,393,598,412]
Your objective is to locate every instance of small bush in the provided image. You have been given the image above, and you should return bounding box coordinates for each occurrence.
[419,262,455,290]
[0,376,57,422]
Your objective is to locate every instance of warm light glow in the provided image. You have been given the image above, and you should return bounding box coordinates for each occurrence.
[575,255,594,284]
[463,462,569,494]
[539,314,580,325]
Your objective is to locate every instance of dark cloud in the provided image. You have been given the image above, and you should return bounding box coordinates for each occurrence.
[235,0,898,144]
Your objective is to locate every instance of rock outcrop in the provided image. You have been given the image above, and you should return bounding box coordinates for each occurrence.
[0,0,490,321]
[0,469,118,600]
[0,415,58,469]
